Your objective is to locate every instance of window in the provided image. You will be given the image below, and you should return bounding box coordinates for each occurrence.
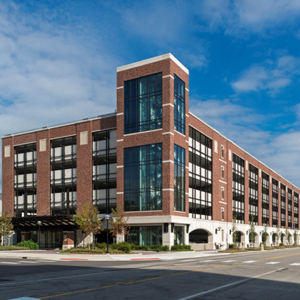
[93,130,117,214]
[221,145,224,158]
[232,154,245,223]
[14,143,37,217]
[124,144,162,211]
[249,164,258,224]
[221,208,225,221]
[221,166,225,179]
[124,73,162,134]
[125,226,162,245]
[174,144,185,211]
[51,136,77,215]
[188,126,212,219]
[221,187,225,199]
[174,75,185,134]
[262,172,269,225]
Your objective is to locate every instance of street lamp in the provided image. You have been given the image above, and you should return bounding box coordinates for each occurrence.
[105,214,110,254]
[37,221,42,248]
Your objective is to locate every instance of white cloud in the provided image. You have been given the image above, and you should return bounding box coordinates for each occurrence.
[232,56,300,93]
[190,98,300,186]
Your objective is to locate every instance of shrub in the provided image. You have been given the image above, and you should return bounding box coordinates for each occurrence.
[96,242,107,249]
[229,243,237,249]
[110,242,132,253]
[17,240,39,250]
[171,244,192,251]
[161,245,169,251]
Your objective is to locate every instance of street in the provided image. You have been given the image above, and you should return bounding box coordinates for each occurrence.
[1,248,300,299]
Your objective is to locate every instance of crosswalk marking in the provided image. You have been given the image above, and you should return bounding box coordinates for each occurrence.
[266,262,280,264]
[223,260,236,263]
[0,262,19,265]
[290,263,300,266]
[17,261,38,264]
[243,261,256,263]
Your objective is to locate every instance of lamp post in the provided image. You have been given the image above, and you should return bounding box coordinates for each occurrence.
[37,221,42,248]
[105,214,110,254]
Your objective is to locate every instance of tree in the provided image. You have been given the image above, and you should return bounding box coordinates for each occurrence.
[262,223,268,244]
[249,215,256,244]
[73,204,102,249]
[285,227,291,244]
[109,207,130,242]
[0,212,14,246]
[232,216,237,243]
[276,223,281,245]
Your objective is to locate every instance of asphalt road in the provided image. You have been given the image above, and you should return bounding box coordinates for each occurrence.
[1,248,300,300]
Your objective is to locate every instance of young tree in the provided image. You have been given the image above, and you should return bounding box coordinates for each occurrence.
[232,216,237,244]
[294,230,298,246]
[262,223,268,244]
[249,215,256,245]
[109,207,130,242]
[276,223,281,246]
[0,212,14,246]
[73,204,102,249]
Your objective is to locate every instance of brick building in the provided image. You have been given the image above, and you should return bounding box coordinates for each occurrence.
[2,53,300,249]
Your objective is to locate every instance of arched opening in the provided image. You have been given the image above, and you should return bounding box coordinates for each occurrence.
[189,229,213,250]
[272,233,277,245]
[281,234,285,244]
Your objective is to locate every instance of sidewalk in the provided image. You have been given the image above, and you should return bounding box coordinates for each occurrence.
[0,249,229,262]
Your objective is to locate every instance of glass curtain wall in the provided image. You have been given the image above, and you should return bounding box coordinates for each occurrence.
[272,179,279,227]
[51,136,77,215]
[174,144,185,212]
[249,164,258,224]
[92,129,117,214]
[124,73,162,134]
[14,143,37,217]
[232,154,245,223]
[174,75,185,134]
[188,127,212,219]
[124,144,162,211]
[294,192,299,229]
[262,172,270,225]
[281,184,286,228]
[288,189,293,228]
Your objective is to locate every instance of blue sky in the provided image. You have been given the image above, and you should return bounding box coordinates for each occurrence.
[1,0,300,189]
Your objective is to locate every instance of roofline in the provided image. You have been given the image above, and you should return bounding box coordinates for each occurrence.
[2,112,116,139]
[117,53,189,74]
[189,111,300,191]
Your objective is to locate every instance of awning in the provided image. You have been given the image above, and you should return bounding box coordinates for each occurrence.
[12,215,78,231]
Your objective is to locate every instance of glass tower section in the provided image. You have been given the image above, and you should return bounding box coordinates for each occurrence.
[262,172,270,224]
[124,73,162,134]
[174,144,185,211]
[249,164,258,224]
[232,154,244,223]
[281,184,286,227]
[272,178,279,227]
[188,127,212,219]
[124,144,162,211]
[174,75,185,134]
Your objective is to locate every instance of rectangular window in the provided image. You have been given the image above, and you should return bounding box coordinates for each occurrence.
[222,208,225,221]
[174,144,185,211]
[124,144,162,211]
[125,226,162,245]
[221,145,224,158]
[272,178,279,227]
[221,166,225,178]
[124,73,162,134]
[281,184,286,227]
[174,75,185,134]
[221,187,225,199]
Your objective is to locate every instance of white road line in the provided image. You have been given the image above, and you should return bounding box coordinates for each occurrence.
[290,263,300,266]
[243,261,256,264]
[222,260,236,263]
[266,262,280,264]
[17,261,38,264]
[8,297,40,300]
[180,259,195,262]
[202,260,214,262]
[0,262,19,265]
[178,268,285,300]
